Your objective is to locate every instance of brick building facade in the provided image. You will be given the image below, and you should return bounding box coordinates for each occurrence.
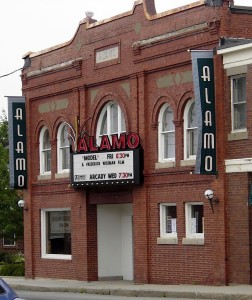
[0,238,24,255]
[20,0,252,285]
[218,38,252,284]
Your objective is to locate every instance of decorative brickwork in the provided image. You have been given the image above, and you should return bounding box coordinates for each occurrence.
[21,0,252,285]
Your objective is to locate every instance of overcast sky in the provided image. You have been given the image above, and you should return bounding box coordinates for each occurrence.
[0,0,250,114]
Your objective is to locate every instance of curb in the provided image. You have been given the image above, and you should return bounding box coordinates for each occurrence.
[10,283,252,300]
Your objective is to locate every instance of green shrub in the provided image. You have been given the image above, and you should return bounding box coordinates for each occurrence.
[10,253,24,263]
[0,252,10,263]
[0,262,25,276]
[0,252,24,264]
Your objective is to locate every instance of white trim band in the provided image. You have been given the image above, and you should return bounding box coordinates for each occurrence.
[225,158,252,173]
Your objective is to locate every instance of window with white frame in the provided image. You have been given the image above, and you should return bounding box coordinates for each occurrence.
[57,123,70,173]
[3,235,15,247]
[184,99,198,159]
[185,203,204,239]
[39,127,51,174]
[41,209,71,259]
[231,75,246,131]
[97,101,126,143]
[160,204,177,238]
[158,104,175,162]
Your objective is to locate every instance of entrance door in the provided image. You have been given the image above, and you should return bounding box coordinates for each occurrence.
[97,204,133,280]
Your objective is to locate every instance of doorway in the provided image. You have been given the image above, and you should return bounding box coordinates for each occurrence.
[97,203,133,280]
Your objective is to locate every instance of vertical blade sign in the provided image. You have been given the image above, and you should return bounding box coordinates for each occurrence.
[191,51,217,175]
[8,96,27,189]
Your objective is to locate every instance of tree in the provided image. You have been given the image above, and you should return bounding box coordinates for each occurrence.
[0,110,23,241]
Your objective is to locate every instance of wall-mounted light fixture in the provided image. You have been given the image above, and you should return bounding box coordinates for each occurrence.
[18,199,28,211]
[204,189,219,213]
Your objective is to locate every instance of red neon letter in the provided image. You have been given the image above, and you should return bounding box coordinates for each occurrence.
[127,133,140,149]
[89,136,98,151]
[78,137,89,152]
[99,135,112,151]
[111,134,126,150]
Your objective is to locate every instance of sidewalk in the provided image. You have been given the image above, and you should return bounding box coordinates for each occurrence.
[3,276,252,299]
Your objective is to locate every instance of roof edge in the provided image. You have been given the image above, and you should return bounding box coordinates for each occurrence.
[23,0,206,59]
[230,4,252,14]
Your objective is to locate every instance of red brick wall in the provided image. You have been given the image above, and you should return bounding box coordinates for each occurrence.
[227,173,250,283]
[0,239,24,254]
[21,1,252,284]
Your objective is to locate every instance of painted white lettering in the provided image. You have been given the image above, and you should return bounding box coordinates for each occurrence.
[205,156,213,172]
[15,141,24,154]
[14,108,23,120]
[17,175,25,187]
[204,111,212,126]
[204,133,215,149]
[16,158,26,170]
[17,124,23,137]
[204,88,211,104]
[201,66,211,82]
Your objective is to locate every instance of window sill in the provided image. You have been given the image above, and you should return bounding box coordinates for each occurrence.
[37,174,52,181]
[182,238,204,245]
[155,161,175,169]
[228,130,248,141]
[42,254,72,260]
[55,172,70,179]
[180,159,196,167]
[157,237,178,245]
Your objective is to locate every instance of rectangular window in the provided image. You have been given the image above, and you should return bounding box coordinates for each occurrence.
[160,204,177,237]
[185,203,204,239]
[231,75,246,131]
[3,236,15,247]
[41,209,72,260]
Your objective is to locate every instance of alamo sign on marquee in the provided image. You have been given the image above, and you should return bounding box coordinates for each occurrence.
[71,133,142,187]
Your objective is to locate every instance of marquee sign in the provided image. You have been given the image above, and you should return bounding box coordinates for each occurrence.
[191,50,217,175]
[71,133,142,187]
[8,96,27,189]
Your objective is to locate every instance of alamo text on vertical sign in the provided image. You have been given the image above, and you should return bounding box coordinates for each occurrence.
[191,51,217,175]
[8,96,27,189]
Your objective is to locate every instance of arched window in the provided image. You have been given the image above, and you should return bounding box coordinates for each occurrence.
[158,104,175,162]
[39,127,51,174]
[97,101,126,142]
[184,99,198,159]
[57,123,70,173]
